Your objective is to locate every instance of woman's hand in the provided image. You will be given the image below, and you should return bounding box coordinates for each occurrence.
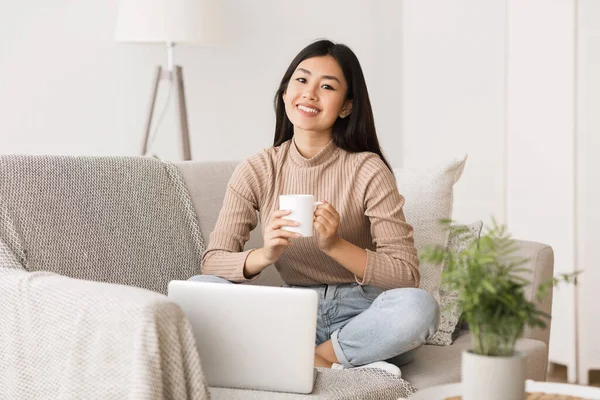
[314,200,341,252]
[262,210,302,264]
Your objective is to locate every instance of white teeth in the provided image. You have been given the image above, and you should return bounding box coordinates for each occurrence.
[298,105,319,114]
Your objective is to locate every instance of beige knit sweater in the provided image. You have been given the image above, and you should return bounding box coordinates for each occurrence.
[201,139,420,290]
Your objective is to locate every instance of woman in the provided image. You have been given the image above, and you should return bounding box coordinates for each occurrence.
[190,39,439,377]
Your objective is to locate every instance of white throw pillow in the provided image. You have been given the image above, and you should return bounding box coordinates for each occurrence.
[427,220,483,346]
[393,155,467,303]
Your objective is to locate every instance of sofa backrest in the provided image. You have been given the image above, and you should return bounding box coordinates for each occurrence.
[174,161,283,286]
[0,155,204,295]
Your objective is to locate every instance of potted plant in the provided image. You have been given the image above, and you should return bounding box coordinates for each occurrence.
[419,219,578,400]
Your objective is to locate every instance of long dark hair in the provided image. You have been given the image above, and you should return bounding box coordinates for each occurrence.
[273,39,392,172]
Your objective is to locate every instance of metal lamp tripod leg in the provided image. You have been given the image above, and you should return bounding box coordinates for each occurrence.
[141,65,192,161]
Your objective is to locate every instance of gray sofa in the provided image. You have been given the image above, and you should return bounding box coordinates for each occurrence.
[0,158,554,398]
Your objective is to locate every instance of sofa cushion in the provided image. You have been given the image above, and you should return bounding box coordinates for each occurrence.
[426,221,483,346]
[393,156,467,302]
[401,331,548,390]
[174,161,266,255]
[175,161,283,287]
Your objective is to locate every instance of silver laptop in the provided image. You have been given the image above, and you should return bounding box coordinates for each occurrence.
[167,280,319,394]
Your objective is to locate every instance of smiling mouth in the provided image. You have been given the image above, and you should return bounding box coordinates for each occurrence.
[297,104,320,114]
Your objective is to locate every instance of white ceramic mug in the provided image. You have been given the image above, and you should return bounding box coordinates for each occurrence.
[279,194,323,237]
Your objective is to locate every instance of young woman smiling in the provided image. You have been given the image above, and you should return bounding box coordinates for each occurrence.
[190,40,439,378]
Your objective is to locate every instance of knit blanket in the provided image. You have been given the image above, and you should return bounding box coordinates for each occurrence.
[210,368,417,399]
[0,267,210,399]
[0,155,204,294]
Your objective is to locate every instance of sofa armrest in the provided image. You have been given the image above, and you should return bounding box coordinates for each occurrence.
[0,267,210,400]
[504,240,554,346]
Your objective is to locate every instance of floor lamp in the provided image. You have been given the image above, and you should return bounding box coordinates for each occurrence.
[114,0,221,160]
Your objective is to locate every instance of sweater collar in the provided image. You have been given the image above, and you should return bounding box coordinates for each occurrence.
[289,137,339,168]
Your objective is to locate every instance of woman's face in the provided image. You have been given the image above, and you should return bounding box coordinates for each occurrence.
[283,55,352,137]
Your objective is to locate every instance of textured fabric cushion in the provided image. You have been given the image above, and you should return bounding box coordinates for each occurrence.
[0,155,205,294]
[210,368,417,399]
[393,156,467,302]
[426,221,483,346]
[174,161,284,287]
[173,161,239,245]
[402,331,548,390]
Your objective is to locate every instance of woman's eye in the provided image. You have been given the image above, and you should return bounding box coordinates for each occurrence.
[296,78,307,83]
[322,84,335,91]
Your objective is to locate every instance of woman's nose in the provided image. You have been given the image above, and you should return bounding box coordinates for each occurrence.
[302,86,317,100]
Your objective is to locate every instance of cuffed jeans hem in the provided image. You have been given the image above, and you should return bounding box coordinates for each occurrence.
[331,329,353,368]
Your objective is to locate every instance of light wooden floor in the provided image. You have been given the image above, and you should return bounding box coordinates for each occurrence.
[546,363,600,387]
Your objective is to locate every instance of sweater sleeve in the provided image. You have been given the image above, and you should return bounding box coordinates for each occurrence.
[201,159,262,282]
[355,155,420,290]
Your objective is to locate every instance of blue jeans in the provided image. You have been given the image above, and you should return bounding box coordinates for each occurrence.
[187,275,439,368]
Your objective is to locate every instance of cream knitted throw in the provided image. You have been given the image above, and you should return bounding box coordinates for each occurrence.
[210,368,417,399]
[0,267,210,400]
[0,155,204,294]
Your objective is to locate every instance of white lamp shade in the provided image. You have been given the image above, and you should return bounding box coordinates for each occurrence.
[114,0,222,44]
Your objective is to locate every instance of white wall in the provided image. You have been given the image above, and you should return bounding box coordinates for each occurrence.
[506,0,578,381]
[0,1,405,165]
[405,0,600,380]
[402,0,507,226]
[576,0,600,383]
[506,0,600,383]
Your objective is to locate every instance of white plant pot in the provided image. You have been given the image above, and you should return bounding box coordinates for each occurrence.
[461,350,526,400]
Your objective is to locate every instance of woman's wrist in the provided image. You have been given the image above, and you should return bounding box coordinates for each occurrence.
[320,237,343,256]
[243,248,272,278]
[322,239,367,279]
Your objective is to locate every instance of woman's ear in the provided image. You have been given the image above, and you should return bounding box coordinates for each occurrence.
[339,100,353,119]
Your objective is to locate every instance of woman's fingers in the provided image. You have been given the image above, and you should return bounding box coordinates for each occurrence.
[314,208,337,225]
[270,217,300,231]
[314,215,331,229]
[313,219,325,231]
[315,202,339,219]
[314,205,339,231]
[268,229,301,240]
[272,209,292,219]
[270,238,292,246]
